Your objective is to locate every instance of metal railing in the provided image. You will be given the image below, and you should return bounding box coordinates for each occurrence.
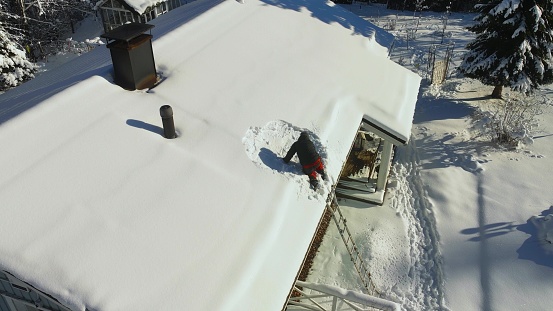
[287,281,399,311]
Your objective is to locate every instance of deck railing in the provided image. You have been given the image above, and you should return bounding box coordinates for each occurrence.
[287,281,400,311]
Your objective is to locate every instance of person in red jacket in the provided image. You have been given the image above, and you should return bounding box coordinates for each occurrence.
[283,131,327,189]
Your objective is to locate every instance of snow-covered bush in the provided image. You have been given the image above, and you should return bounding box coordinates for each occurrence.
[62,37,104,55]
[472,95,547,148]
[0,28,36,91]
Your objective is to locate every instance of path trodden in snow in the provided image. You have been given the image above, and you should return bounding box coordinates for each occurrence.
[388,137,448,310]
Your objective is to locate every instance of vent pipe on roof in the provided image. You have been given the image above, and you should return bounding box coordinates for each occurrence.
[160,105,176,139]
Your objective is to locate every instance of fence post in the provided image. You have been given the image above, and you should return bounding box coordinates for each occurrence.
[332,296,338,311]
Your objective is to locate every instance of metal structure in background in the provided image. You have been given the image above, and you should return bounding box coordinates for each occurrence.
[101,23,157,90]
[428,42,454,85]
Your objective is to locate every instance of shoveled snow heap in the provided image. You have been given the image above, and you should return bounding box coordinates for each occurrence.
[244,120,333,199]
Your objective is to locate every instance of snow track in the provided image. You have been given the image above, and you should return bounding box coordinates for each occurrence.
[389,136,448,311]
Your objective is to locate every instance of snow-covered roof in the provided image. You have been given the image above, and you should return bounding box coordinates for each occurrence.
[0,0,420,310]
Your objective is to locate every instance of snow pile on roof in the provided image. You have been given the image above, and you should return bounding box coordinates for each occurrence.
[0,0,420,310]
[243,120,332,199]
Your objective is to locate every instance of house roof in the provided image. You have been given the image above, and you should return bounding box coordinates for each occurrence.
[0,0,420,310]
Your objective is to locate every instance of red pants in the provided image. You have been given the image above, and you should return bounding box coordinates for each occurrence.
[302,157,325,180]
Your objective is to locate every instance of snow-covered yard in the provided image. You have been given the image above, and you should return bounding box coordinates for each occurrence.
[306,3,553,311]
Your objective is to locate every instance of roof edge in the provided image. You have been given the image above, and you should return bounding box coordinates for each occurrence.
[361,116,408,146]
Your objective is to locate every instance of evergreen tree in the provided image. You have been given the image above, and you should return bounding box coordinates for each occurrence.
[459,0,553,98]
[0,25,35,91]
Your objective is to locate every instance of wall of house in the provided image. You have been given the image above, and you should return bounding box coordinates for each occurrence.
[100,0,185,32]
[0,271,72,311]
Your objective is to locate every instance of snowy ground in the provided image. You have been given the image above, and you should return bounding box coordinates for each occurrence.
[307,3,553,311]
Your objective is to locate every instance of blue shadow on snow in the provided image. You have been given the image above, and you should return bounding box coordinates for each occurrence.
[259,0,394,48]
[516,206,553,269]
[126,119,164,136]
[461,222,518,242]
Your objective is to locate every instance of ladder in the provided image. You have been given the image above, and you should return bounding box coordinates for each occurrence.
[327,194,380,297]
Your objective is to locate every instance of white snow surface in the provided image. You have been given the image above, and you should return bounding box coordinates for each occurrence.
[0,1,420,310]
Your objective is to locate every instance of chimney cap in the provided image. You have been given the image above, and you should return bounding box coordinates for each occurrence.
[101,23,155,43]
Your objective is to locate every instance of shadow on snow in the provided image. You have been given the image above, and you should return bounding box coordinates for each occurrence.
[459,207,553,269]
[259,0,394,48]
[126,119,164,137]
[461,222,519,242]
[517,206,553,269]
[259,147,303,175]
[413,90,476,124]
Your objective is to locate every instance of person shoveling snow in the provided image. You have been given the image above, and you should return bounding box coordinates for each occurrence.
[283,131,327,189]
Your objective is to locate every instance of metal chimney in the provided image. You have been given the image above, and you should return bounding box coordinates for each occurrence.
[101,23,157,90]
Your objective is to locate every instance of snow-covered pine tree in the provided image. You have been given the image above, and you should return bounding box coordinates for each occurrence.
[459,0,553,98]
[0,25,35,91]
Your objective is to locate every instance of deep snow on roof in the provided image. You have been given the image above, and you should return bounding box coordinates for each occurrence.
[0,0,420,310]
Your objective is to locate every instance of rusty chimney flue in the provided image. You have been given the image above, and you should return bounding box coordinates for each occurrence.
[101,23,157,90]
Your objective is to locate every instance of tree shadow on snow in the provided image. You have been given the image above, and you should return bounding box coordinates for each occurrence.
[461,222,519,242]
[516,206,553,269]
[413,93,476,124]
[259,0,394,48]
[0,62,112,125]
[407,85,498,171]
[411,131,493,171]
